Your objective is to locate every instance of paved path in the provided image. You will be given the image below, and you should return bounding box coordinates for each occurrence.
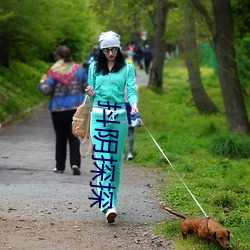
[0,107,165,224]
[0,71,173,249]
[135,68,149,88]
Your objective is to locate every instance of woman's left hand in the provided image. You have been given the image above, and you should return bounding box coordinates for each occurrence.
[131,103,138,116]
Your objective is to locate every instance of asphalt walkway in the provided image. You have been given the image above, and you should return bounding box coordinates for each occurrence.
[0,69,172,249]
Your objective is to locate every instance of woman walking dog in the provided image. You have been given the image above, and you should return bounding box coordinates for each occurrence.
[86,31,138,223]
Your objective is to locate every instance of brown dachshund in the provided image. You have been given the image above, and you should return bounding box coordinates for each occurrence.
[162,207,231,249]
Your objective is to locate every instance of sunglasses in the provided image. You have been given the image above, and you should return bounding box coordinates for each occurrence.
[102,47,119,55]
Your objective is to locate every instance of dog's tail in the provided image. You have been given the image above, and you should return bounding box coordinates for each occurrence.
[161,206,187,220]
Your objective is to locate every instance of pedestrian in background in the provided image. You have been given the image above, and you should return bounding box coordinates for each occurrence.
[143,44,152,74]
[85,46,99,72]
[86,31,138,223]
[134,44,144,69]
[123,51,137,160]
[39,45,88,175]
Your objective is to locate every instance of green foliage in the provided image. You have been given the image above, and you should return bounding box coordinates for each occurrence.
[165,0,213,45]
[210,191,238,209]
[0,60,49,122]
[236,37,250,95]
[232,0,250,39]
[210,134,250,159]
[154,221,181,240]
[130,58,250,249]
[165,2,184,44]
[0,0,100,66]
[91,0,155,46]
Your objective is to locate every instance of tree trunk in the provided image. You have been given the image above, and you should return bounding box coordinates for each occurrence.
[147,0,169,90]
[191,0,250,134]
[184,4,218,114]
[212,0,250,134]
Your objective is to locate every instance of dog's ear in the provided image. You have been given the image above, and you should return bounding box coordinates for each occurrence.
[213,231,217,240]
[227,230,230,240]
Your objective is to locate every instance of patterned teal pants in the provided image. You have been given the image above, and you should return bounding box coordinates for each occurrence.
[90,109,128,212]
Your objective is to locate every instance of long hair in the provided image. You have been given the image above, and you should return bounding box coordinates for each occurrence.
[54,45,73,63]
[95,48,126,75]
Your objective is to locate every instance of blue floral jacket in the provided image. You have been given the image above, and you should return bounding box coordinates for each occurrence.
[39,67,88,112]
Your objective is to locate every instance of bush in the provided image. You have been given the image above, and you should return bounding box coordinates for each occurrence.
[210,191,237,209]
[0,60,49,123]
[210,134,250,159]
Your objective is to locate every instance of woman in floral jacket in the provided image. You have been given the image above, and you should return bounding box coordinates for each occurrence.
[39,45,87,175]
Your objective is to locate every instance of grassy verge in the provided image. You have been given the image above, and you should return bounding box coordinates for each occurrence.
[129,58,250,250]
[0,60,50,125]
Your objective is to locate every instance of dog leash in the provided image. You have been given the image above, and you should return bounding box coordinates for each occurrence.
[139,118,209,218]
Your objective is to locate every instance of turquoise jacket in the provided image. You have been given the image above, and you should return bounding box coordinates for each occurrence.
[87,62,138,110]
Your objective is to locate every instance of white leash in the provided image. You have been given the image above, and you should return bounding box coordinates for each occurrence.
[139,118,209,218]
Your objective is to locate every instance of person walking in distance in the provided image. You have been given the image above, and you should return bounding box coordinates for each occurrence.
[143,44,152,74]
[39,45,88,175]
[125,101,135,160]
[123,51,137,160]
[86,31,138,223]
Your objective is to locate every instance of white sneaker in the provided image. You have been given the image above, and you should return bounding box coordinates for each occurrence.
[53,168,64,173]
[127,152,133,160]
[106,208,117,223]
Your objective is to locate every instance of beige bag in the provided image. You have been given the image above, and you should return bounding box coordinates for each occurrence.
[72,95,93,158]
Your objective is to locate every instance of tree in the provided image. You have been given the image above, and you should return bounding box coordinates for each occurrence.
[90,0,155,48]
[184,1,218,114]
[0,0,98,66]
[232,0,250,96]
[191,0,250,134]
[148,0,177,89]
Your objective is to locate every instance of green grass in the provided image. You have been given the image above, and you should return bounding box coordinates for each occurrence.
[129,58,250,250]
[0,60,50,123]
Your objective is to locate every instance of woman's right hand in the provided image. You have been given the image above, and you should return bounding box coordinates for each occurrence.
[131,103,138,116]
[85,86,95,97]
